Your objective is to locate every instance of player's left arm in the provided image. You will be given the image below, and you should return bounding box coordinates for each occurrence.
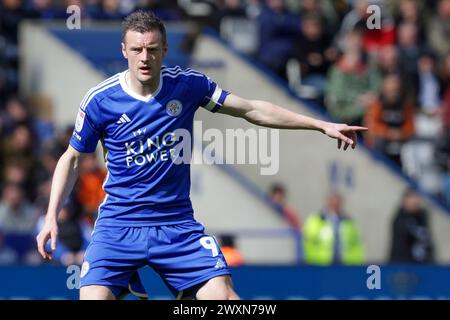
[217,93,367,150]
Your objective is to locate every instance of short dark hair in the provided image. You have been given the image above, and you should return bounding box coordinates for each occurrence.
[219,234,236,247]
[270,183,285,195]
[122,10,167,45]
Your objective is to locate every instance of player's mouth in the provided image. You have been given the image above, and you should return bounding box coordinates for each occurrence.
[139,66,151,75]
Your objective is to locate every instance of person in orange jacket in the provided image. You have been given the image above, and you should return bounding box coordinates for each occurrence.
[364,73,415,167]
[219,234,244,267]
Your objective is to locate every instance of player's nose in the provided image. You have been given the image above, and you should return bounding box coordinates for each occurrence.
[140,49,149,61]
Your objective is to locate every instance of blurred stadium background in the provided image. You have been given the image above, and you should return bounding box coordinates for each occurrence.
[1,0,450,299]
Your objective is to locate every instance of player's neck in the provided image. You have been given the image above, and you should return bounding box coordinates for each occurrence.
[126,71,160,98]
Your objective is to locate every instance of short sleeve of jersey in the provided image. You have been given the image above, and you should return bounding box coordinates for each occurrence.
[69,96,101,153]
[198,74,230,113]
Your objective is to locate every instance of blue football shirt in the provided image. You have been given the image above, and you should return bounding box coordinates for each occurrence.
[69,66,230,227]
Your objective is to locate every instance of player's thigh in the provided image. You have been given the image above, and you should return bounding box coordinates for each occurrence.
[149,222,233,298]
[196,275,240,300]
[80,285,116,300]
[81,226,147,298]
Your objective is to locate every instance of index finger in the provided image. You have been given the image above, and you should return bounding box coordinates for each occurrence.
[347,126,368,131]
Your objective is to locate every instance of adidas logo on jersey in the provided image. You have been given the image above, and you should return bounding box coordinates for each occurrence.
[215,258,226,269]
[117,114,132,124]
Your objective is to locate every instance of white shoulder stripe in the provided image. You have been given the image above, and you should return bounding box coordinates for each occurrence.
[162,69,203,75]
[162,72,204,79]
[162,68,204,78]
[162,67,183,75]
[80,79,120,110]
[162,65,182,72]
[162,70,204,77]
[162,66,203,75]
[162,67,203,77]
[80,74,120,109]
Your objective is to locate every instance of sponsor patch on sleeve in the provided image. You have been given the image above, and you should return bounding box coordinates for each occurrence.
[75,109,86,132]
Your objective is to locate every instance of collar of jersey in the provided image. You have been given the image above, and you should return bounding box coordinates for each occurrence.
[119,70,163,102]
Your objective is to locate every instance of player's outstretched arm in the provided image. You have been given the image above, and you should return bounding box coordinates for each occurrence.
[36,145,84,260]
[218,94,367,150]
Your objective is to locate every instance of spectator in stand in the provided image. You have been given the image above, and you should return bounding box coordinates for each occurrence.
[1,125,39,198]
[393,0,429,43]
[376,45,416,98]
[303,191,364,265]
[0,162,36,202]
[213,0,248,31]
[257,0,301,79]
[219,234,244,267]
[291,12,337,96]
[335,0,395,53]
[75,153,106,218]
[397,22,424,96]
[390,189,434,263]
[90,0,124,20]
[326,28,381,126]
[334,0,371,51]
[359,3,396,55]
[0,183,38,262]
[2,162,27,188]
[416,51,441,138]
[0,183,37,234]
[245,0,262,19]
[439,53,450,130]
[298,0,340,34]
[0,96,33,138]
[427,0,450,59]
[364,73,415,167]
[376,45,403,77]
[269,183,301,230]
[435,84,450,205]
[430,53,450,204]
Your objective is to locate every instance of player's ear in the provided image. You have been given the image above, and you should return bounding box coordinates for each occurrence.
[121,42,127,59]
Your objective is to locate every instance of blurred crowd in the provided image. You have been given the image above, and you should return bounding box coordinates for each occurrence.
[209,0,450,208]
[0,0,448,265]
[270,184,434,265]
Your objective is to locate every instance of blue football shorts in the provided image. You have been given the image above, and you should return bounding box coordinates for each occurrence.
[79,220,231,299]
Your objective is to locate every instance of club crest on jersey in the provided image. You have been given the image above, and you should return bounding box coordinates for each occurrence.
[75,109,85,132]
[80,261,89,278]
[166,100,182,117]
